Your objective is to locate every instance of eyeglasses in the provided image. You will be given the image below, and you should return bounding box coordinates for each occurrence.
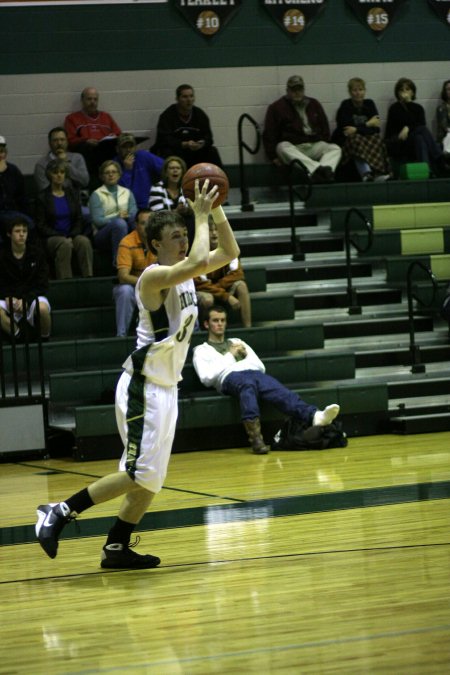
[103,170,119,175]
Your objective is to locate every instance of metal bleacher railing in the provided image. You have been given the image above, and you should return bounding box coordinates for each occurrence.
[237,113,261,212]
[406,261,438,374]
[344,207,374,315]
[0,298,47,458]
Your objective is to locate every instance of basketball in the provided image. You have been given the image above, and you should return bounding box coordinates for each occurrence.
[181,163,229,207]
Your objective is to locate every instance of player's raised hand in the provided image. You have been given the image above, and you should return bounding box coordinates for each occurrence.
[189,178,219,218]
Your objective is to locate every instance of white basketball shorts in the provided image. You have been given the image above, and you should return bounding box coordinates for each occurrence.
[115,370,178,493]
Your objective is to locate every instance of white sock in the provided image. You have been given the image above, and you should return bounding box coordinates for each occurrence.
[313,404,340,427]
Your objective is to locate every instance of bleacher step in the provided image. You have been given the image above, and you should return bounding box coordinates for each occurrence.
[388,376,450,399]
[238,234,344,258]
[356,344,450,368]
[295,288,401,311]
[324,316,434,339]
[389,412,450,434]
[267,261,372,283]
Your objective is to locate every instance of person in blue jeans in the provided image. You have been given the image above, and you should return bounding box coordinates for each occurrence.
[385,78,450,177]
[88,160,137,267]
[193,305,340,454]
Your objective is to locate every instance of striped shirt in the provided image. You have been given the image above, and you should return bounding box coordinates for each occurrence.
[148,181,188,212]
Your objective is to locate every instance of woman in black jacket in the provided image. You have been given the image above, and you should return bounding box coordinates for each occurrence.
[333,77,390,181]
[35,159,93,278]
[384,78,448,176]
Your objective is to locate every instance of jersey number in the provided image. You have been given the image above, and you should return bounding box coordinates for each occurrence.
[176,314,194,343]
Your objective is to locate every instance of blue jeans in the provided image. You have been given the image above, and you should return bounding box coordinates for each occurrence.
[221,370,317,423]
[94,217,129,266]
[113,283,136,337]
[412,126,443,165]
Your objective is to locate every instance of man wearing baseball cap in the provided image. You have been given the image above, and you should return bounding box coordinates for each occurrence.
[114,133,164,209]
[263,75,342,183]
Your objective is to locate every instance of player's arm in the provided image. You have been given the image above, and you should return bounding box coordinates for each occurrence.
[139,180,216,308]
[204,206,240,274]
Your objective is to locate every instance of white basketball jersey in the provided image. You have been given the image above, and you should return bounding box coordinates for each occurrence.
[122,266,198,387]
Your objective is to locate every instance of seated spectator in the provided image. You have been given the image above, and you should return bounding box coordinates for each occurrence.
[0,217,51,341]
[193,306,340,454]
[64,87,122,187]
[115,133,164,209]
[436,80,450,152]
[0,136,34,240]
[88,160,137,267]
[263,75,341,183]
[333,77,391,182]
[35,159,93,279]
[149,155,193,243]
[149,155,190,212]
[195,219,252,327]
[152,84,223,168]
[34,127,89,195]
[385,78,449,176]
[113,208,155,337]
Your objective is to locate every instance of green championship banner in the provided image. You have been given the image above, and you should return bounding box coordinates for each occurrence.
[428,0,450,27]
[346,0,409,37]
[174,0,242,38]
[261,0,327,36]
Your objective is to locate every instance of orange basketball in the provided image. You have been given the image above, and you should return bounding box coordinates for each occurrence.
[181,163,229,207]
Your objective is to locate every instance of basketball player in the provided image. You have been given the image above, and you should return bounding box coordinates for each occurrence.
[35,179,240,569]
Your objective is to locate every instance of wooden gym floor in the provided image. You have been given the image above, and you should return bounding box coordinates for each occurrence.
[1,432,450,674]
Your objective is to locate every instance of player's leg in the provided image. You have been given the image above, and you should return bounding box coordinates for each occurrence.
[234,281,252,327]
[100,378,177,569]
[35,471,137,560]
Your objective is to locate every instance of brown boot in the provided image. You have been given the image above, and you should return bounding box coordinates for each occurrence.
[243,418,269,455]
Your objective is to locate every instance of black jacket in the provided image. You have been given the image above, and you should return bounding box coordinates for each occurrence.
[35,186,83,239]
[0,242,49,302]
[0,163,28,213]
[152,104,214,157]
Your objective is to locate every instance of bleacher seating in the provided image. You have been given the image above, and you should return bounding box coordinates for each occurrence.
[4,176,450,459]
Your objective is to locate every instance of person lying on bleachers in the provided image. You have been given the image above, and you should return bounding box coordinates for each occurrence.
[193,305,340,455]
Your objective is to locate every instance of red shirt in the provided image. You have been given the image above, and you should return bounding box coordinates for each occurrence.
[64,109,122,147]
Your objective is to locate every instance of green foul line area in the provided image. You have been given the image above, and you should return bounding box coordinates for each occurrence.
[2,480,450,547]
